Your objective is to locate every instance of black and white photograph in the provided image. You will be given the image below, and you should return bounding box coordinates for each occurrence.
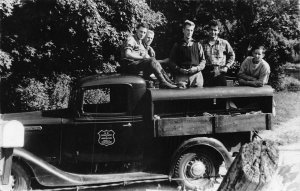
[0,0,300,190]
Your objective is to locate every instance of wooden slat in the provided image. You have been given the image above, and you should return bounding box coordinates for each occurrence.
[156,116,213,137]
[215,113,269,133]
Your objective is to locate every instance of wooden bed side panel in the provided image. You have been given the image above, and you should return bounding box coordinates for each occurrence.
[215,113,272,133]
[156,116,213,137]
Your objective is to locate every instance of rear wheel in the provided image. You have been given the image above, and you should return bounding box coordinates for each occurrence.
[174,151,218,190]
[10,162,31,191]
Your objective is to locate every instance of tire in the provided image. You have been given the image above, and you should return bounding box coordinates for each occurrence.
[10,162,31,191]
[174,151,217,190]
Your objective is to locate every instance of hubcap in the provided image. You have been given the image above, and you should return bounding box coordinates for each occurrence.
[189,161,206,178]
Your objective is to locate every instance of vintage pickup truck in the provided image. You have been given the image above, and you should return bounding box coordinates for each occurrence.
[1,74,274,190]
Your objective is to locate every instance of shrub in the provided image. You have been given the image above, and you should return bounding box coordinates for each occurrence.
[0,0,166,112]
[3,73,73,112]
[0,50,12,76]
[13,78,50,111]
[48,74,73,110]
[277,76,300,91]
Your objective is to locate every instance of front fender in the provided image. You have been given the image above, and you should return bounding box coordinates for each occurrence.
[169,137,233,177]
[13,148,84,186]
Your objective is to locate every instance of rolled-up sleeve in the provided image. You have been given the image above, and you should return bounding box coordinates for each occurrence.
[258,63,271,84]
[124,36,136,52]
[197,43,206,71]
[224,40,235,68]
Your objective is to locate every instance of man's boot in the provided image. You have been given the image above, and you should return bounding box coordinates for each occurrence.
[161,69,176,85]
[155,71,177,89]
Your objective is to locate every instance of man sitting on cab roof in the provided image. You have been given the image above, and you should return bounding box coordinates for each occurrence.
[120,23,177,89]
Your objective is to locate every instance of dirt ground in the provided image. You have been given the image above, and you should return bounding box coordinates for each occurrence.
[260,117,300,191]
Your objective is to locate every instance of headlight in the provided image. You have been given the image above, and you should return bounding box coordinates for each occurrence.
[0,120,24,148]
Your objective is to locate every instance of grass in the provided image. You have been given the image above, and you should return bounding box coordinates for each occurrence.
[273,91,300,126]
[260,90,300,145]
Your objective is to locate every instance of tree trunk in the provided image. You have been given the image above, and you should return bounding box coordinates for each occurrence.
[218,140,279,191]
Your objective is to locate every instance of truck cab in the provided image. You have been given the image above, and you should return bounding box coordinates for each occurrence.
[1,74,274,190]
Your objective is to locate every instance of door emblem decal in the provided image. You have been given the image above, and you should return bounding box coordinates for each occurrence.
[98,130,115,146]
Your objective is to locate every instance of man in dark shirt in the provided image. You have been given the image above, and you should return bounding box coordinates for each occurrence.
[169,20,206,88]
[202,20,235,87]
[121,23,177,89]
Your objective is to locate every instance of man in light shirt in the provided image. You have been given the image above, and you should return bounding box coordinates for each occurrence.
[121,23,177,89]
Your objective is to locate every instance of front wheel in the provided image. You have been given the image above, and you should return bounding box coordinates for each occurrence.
[10,162,31,191]
[174,151,218,190]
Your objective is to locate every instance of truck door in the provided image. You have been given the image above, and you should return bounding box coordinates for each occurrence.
[81,84,143,173]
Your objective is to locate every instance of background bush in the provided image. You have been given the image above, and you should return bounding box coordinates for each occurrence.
[0,0,165,112]
[0,0,299,112]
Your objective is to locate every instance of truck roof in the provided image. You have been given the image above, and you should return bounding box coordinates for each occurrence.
[148,86,274,101]
[77,74,146,88]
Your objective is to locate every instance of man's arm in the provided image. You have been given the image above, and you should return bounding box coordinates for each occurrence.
[125,49,148,60]
[169,43,184,72]
[188,43,206,74]
[238,72,257,81]
[238,58,257,81]
[257,63,271,85]
[123,36,149,61]
[148,46,156,58]
[238,58,266,87]
[196,42,206,71]
[238,79,263,87]
[224,40,235,68]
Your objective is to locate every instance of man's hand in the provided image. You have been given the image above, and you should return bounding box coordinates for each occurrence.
[187,67,198,75]
[178,68,189,75]
[213,66,220,77]
[252,81,263,87]
[220,66,228,73]
[141,53,150,59]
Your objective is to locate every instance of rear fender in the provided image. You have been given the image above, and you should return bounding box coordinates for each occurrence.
[169,137,233,177]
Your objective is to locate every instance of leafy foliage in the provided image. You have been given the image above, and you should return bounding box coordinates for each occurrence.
[1,0,299,112]
[3,74,72,112]
[0,50,12,76]
[0,0,19,18]
[12,77,50,111]
[48,74,73,110]
[0,0,165,112]
[148,0,300,90]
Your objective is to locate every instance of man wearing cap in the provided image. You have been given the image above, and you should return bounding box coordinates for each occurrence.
[169,20,206,88]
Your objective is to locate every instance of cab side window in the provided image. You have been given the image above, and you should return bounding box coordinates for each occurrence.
[82,85,128,114]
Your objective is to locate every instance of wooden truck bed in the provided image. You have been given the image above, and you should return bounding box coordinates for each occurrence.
[148,86,274,137]
[154,113,272,137]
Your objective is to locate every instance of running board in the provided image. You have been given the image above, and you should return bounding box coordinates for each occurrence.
[14,148,168,187]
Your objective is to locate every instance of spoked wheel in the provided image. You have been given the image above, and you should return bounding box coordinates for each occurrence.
[9,162,31,191]
[174,151,218,190]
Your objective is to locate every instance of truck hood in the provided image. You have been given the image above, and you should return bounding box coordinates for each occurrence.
[0,109,71,126]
